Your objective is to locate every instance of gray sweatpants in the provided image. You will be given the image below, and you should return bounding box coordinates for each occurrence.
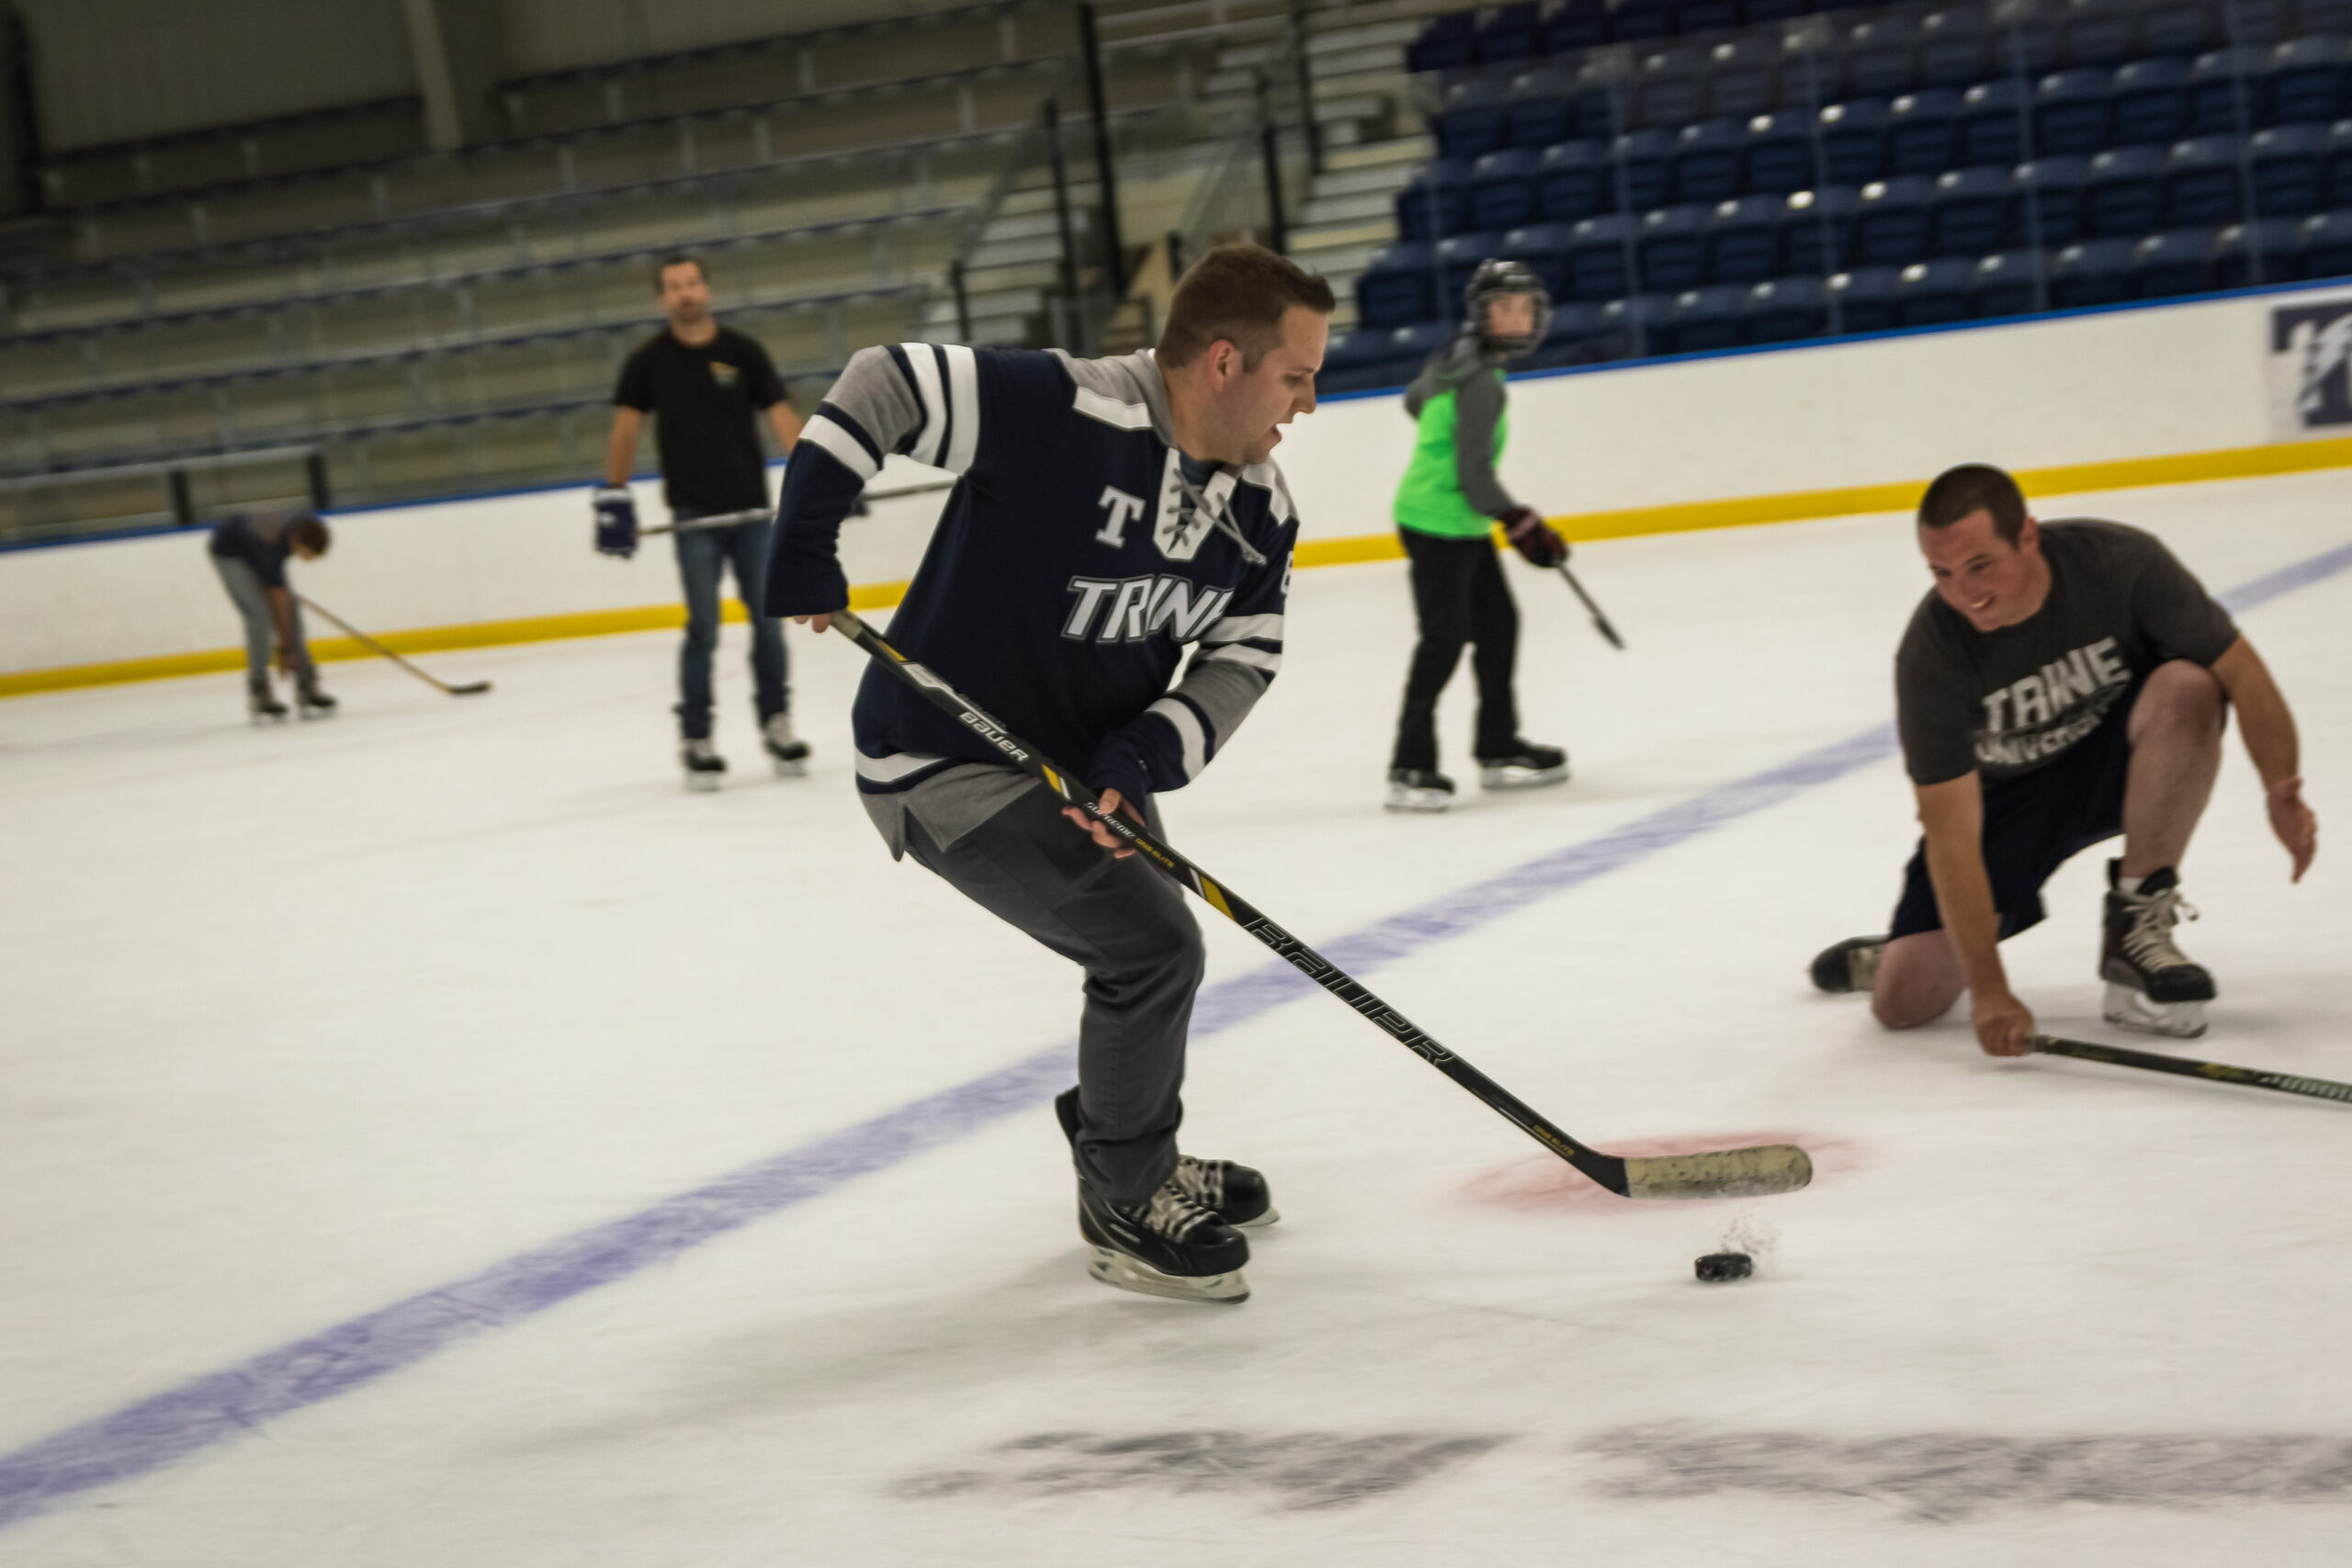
[887,781,1204,1206]
[211,556,312,683]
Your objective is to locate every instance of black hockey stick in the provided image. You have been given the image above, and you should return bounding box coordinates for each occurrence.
[640,506,773,539]
[299,597,492,696]
[2033,1034,2352,1105]
[1555,563,1625,649]
[829,607,1810,1201]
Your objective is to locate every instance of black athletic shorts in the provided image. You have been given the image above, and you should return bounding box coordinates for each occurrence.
[1889,684,2140,942]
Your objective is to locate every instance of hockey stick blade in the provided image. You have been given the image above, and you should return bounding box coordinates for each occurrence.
[1555,564,1625,649]
[447,681,493,695]
[2033,1034,2352,1105]
[828,608,1809,1202]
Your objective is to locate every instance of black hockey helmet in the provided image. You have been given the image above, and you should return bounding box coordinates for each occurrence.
[1464,257,1552,358]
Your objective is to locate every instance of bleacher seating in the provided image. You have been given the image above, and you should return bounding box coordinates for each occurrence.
[1365,0,2352,367]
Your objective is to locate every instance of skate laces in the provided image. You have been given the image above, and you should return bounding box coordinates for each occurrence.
[1170,1156,1227,1213]
[1139,1179,1220,1242]
[2121,883,2199,969]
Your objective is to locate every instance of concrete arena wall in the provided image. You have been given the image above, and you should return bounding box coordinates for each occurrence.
[5,280,2349,689]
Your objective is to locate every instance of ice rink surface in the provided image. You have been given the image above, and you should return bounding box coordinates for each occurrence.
[3,471,2348,1565]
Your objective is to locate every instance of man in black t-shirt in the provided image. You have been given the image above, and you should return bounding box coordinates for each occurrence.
[1810,465,2318,1051]
[602,254,807,790]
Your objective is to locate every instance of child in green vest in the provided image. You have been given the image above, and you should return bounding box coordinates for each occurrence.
[1386,258,1570,813]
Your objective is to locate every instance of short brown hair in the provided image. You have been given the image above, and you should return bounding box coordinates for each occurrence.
[1918,463,2027,544]
[652,254,707,292]
[1156,243,1335,369]
[288,513,330,555]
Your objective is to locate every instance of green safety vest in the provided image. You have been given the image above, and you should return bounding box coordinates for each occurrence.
[1394,369,1509,541]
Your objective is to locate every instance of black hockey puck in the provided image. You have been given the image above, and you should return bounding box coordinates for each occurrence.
[1695,1252,1753,1283]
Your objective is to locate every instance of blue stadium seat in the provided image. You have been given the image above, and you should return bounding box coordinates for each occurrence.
[2141,1,2218,60]
[1705,38,1781,119]
[1566,213,1641,298]
[1527,300,1609,367]
[1929,164,2016,255]
[2110,58,2194,147]
[1746,0,1814,23]
[1844,15,1921,98]
[1662,285,1749,351]
[1499,221,1578,295]
[2061,0,2139,68]
[1396,161,1470,240]
[1634,48,1709,128]
[1507,69,1580,149]
[1478,3,1544,65]
[1355,242,1441,328]
[2247,123,2329,217]
[2086,144,2170,236]
[1781,185,1862,272]
[1436,231,1506,301]
[1972,248,2050,315]
[1537,140,1617,222]
[1888,88,1963,176]
[1918,6,1991,89]
[2014,154,2093,245]
[1828,265,1902,332]
[2133,227,2222,296]
[1957,79,2029,169]
[1610,0,1676,45]
[1638,203,1713,289]
[2214,217,2304,285]
[2051,237,2139,304]
[2165,135,2247,225]
[1438,80,1512,161]
[1470,149,1543,231]
[2224,0,2291,48]
[1598,294,1672,355]
[2303,207,2352,279]
[1673,0,1746,35]
[1672,118,1747,202]
[2035,68,2117,156]
[1408,11,1481,73]
[1570,70,1622,140]
[1385,321,1457,371]
[1742,110,1815,194]
[1706,194,1789,281]
[1895,256,1977,324]
[1612,129,1680,211]
[1317,324,1392,380]
[2299,0,2352,31]
[1544,0,1610,53]
[1818,99,1893,186]
[1855,175,1936,264]
[2327,120,2352,209]
[2188,48,2266,136]
[2265,37,2351,127]
[1742,274,1831,342]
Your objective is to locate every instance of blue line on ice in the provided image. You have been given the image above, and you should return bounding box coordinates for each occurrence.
[2,539,2344,1529]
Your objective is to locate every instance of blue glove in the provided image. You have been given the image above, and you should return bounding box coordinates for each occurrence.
[594,486,639,558]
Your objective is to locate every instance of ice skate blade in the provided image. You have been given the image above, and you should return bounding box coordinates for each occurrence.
[683,773,723,794]
[769,756,808,778]
[2103,982,2209,1040]
[1235,1204,1281,1229]
[1087,1246,1249,1303]
[1479,763,1569,791]
[1385,786,1451,813]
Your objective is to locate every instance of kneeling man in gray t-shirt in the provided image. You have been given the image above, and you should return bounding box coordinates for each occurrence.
[1809,464,2318,1050]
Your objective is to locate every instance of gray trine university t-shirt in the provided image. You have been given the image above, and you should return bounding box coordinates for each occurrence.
[1895,520,2239,787]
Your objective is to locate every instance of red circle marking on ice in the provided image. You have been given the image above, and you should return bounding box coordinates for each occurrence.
[1461,1134,1860,1213]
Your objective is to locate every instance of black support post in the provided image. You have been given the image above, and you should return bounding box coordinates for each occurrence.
[168,468,194,528]
[949,258,973,341]
[1258,74,1290,256]
[1044,98,1079,306]
[1076,3,1125,293]
[1289,0,1323,177]
[305,451,332,511]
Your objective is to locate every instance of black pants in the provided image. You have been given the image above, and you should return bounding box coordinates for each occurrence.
[1391,526,1519,773]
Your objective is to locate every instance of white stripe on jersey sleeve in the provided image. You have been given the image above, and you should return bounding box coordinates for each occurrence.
[799,414,879,481]
[853,747,947,784]
[1145,696,1209,782]
[899,342,949,468]
[1071,385,1154,431]
[1201,643,1282,674]
[1199,613,1284,645]
[942,344,981,474]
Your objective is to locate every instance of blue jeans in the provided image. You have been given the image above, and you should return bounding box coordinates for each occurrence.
[673,513,786,740]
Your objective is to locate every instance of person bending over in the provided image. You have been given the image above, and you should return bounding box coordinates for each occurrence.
[208,509,332,722]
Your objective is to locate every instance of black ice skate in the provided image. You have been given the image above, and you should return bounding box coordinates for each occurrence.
[1078,1176,1250,1304]
[762,712,810,778]
[1385,767,1456,813]
[2101,861,2214,1039]
[295,675,337,719]
[1054,1088,1278,1228]
[680,738,727,793]
[1809,934,1889,995]
[1477,740,1569,791]
[248,681,288,724]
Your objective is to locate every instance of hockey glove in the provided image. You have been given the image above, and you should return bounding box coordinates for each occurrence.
[593,486,639,558]
[1501,506,1567,569]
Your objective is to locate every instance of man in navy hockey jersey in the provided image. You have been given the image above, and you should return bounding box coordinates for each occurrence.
[766,244,1332,1304]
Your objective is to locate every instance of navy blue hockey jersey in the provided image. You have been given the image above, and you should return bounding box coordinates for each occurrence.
[764,344,1298,807]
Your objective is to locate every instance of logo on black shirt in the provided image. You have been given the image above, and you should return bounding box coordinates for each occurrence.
[709,361,741,389]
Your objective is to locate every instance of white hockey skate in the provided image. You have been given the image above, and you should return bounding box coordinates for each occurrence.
[1477,740,1569,791]
[763,712,810,777]
[680,738,727,793]
[1385,767,1455,813]
[2099,862,2213,1040]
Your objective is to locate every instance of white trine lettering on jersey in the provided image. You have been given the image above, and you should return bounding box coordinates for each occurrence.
[1973,636,2132,768]
[1063,574,1235,643]
[1096,486,1146,547]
